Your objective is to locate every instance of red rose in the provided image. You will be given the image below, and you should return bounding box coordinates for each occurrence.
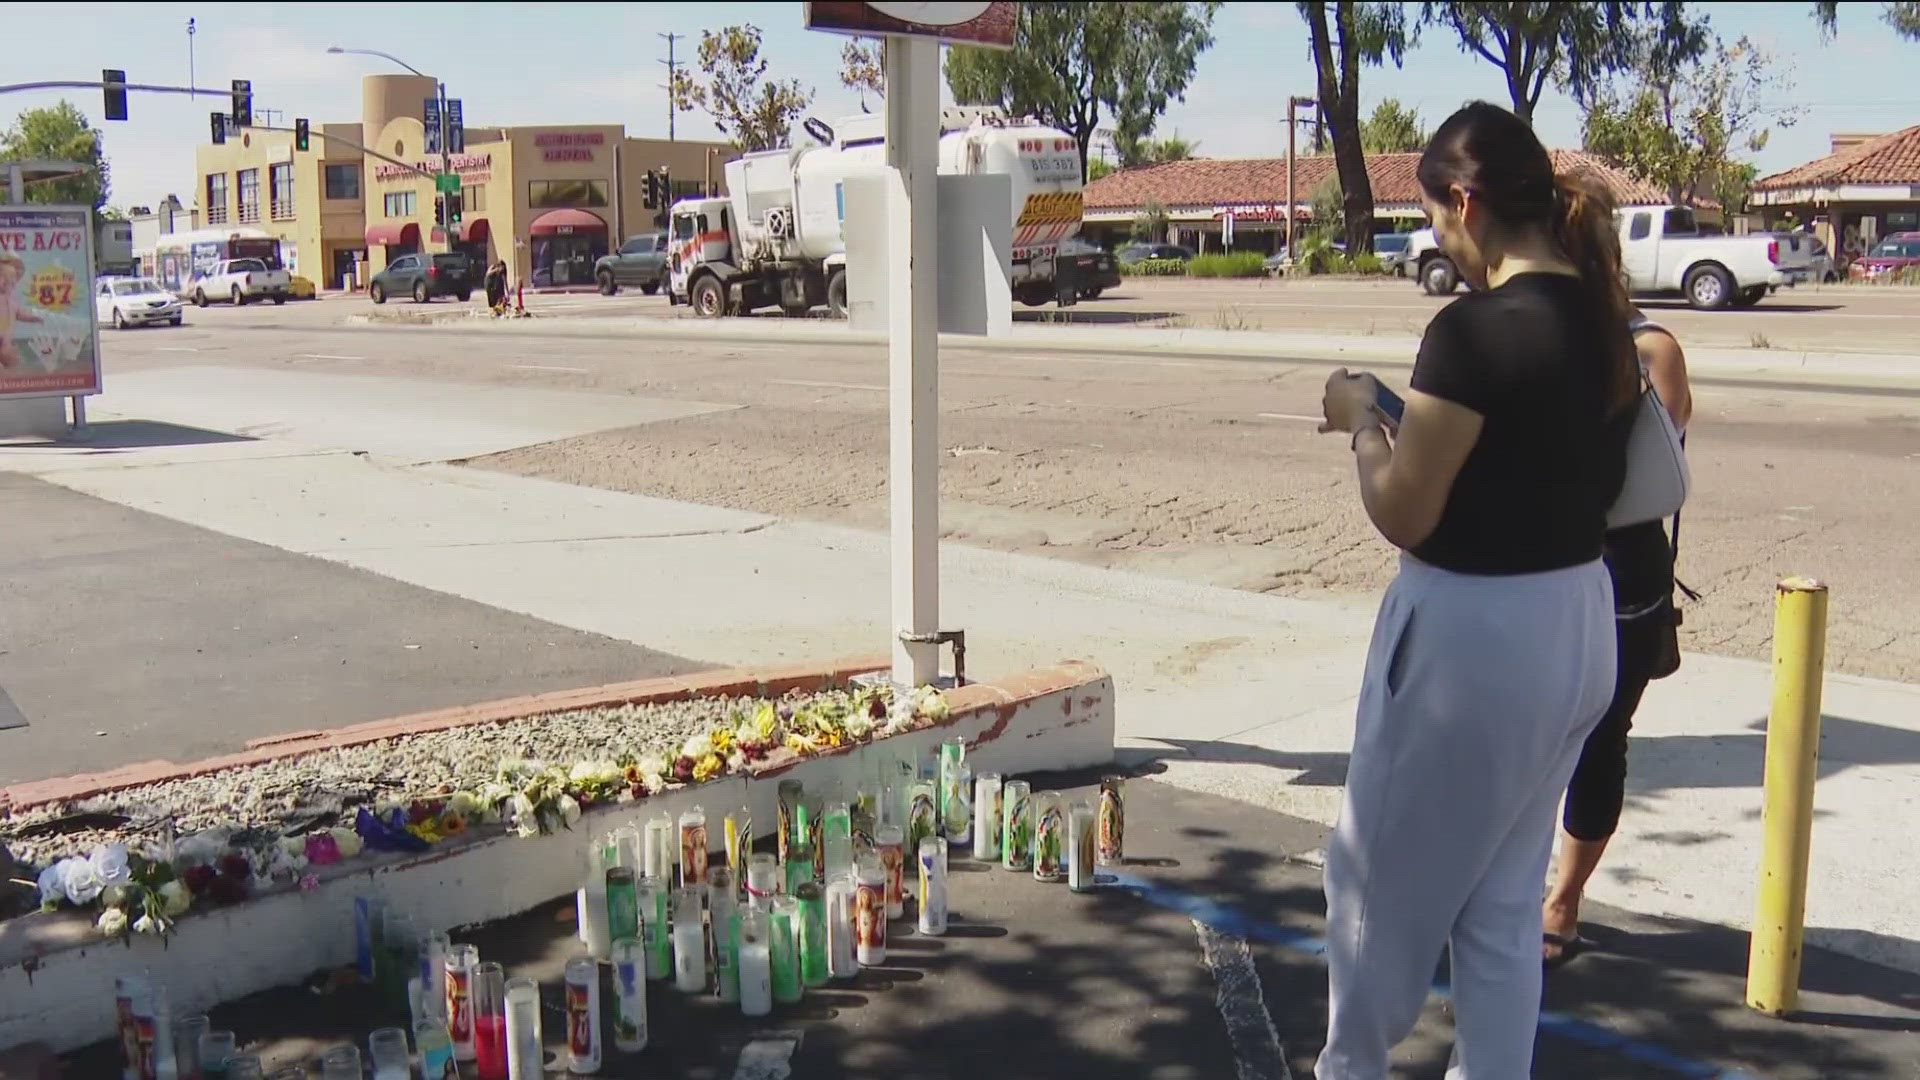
[182,863,217,895]
[218,853,251,879]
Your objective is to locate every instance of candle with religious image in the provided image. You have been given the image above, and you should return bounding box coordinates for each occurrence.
[876,824,906,918]
[724,806,753,885]
[679,806,709,891]
[917,837,948,936]
[974,772,1003,861]
[1069,800,1098,892]
[444,943,479,1062]
[564,955,602,1074]
[610,939,648,1053]
[1033,792,1066,882]
[854,854,888,966]
[1002,780,1033,871]
[1098,775,1126,866]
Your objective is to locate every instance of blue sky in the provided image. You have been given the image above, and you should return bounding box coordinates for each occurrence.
[5,2,1914,210]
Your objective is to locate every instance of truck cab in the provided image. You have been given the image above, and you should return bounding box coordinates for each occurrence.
[1617,205,1811,309]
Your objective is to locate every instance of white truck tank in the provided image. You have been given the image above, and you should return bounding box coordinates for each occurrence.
[723,107,1084,269]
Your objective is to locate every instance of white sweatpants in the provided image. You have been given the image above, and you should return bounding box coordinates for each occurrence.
[1317,555,1616,1080]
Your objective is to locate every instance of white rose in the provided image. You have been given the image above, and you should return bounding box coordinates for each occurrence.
[680,733,713,761]
[96,907,128,937]
[178,829,229,863]
[557,794,581,827]
[732,720,758,746]
[569,761,603,785]
[158,880,191,917]
[636,754,668,781]
[329,827,364,859]
[726,749,748,773]
[37,863,67,910]
[90,844,132,887]
[278,836,307,859]
[132,913,160,935]
[62,857,105,905]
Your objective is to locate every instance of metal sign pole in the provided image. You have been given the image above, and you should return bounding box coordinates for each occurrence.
[885,34,941,687]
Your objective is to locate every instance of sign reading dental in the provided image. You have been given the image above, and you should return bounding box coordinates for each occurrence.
[537,132,605,163]
[374,153,493,184]
[0,206,102,400]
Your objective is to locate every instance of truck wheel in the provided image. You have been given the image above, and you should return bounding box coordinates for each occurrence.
[825,268,848,319]
[231,286,247,306]
[1733,286,1766,308]
[1015,283,1052,307]
[597,271,618,296]
[413,281,431,304]
[641,281,660,296]
[691,275,726,318]
[1081,286,1104,300]
[1421,257,1459,295]
[272,294,286,305]
[370,282,386,304]
[194,289,208,307]
[1685,265,1734,310]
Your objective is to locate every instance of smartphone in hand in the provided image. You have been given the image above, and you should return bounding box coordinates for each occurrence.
[1372,381,1405,430]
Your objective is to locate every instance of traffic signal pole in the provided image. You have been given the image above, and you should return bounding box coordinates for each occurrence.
[437,80,452,249]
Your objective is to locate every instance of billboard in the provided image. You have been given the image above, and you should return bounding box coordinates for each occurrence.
[0,205,101,400]
[804,2,1018,48]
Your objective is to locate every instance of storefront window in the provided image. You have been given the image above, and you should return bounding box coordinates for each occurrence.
[237,168,260,223]
[528,179,609,208]
[269,163,294,220]
[383,191,417,218]
[461,185,487,214]
[205,173,229,225]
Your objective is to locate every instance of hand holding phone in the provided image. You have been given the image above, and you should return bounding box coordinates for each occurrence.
[1371,381,1405,431]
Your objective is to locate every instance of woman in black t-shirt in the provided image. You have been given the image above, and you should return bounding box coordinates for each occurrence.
[1314,102,1638,1079]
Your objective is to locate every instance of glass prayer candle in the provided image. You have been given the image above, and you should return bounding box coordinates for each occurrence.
[610,940,648,1053]
[672,886,709,993]
[918,837,948,936]
[785,838,815,895]
[564,955,602,1074]
[826,873,859,979]
[198,1030,235,1078]
[317,1046,361,1080]
[173,1015,209,1080]
[770,896,803,1004]
[737,908,773,1018]
[876,825,905,918]
[381,910,419,1013]
[776,780,803,866]
[724,806,753,883]
[415,1018,456,1080]
[974,772,1003,861]
[472,961,508,1080]
[794,880,829,986]
[368,1027,410,1080]
[638,875,672,980]
[1002,780,1033,871]
[419,930,451,1018]
[855,854,888,966]
[444,942,479,1062]
[644,813,674,883]
[1069,800,1098,892]
[679,805,709,891]
[605,864,640,944]
[505,976,544,1080]
[823,800,854,881]
[1033,792,1066,883]
[224,1056,264,1080]
[746,852,780,908]
[578,846,612,961]
[709,866,741,1003]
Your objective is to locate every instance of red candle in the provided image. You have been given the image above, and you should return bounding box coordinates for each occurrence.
[474,1012,509,1079]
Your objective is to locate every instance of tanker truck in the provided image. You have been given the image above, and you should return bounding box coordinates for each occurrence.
[666,106,1085,318]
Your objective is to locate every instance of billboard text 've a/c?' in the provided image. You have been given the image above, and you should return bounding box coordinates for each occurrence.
[0,206,102,400]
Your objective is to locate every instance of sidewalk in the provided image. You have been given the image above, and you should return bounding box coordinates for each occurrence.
[5,364,1920,980]
[51,779,1920,1078]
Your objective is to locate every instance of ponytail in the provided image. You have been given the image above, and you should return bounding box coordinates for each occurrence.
[1553,171,1638,409]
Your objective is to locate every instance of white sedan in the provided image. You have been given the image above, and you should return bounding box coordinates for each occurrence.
[95,277,185,329]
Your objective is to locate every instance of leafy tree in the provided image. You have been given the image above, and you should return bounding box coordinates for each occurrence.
[0,101,109,210]
[1299,1,1411,254]
[1119,133,1200,166]
[1813,1,1920,39]
[668,25,813,151]
[1582,35,1797,210]
[840,37,885,108]
[1360,97,1427,153]
[1132,200,1170,242]
[946,2,1221,181]
[1419,2,1711,125]
[1088,157,1116,181]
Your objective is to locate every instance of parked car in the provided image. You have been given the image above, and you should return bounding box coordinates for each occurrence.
[1849,232,1920,282]
[287,274,318,300]
[1056,237,1121,299]
[1263,239,1347,275]
[1116,243,1193,267]
[94,276,184,328]
[1372,232,1414,275]
[594,232,670,295]
[187,257,291,306]
[368,253,474,304]
[1411,208,1813,309]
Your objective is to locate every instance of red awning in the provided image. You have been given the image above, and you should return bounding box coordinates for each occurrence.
[528,208,608,237]
[464,218,491,244]
[365,221,421,246]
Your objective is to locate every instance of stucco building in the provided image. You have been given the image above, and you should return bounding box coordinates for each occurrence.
[193,74,733,290]
[1752,127,1920,268]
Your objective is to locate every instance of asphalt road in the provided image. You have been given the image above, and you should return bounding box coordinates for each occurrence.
[240,273,1920,355]
[90,310,1920,684]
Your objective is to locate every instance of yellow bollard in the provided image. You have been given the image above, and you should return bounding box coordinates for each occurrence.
[1746,576,1829,1016]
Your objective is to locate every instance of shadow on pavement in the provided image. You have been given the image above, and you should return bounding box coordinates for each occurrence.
[1,419,255,453]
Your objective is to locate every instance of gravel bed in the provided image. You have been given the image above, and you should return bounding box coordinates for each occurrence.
[2,693,786,868]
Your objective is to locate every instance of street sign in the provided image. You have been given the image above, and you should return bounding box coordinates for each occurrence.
[435,173,461,194]
[424,97,442,154]
[447,99,465,154]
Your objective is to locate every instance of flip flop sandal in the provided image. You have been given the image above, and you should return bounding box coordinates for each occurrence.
[1543,931,1595,971]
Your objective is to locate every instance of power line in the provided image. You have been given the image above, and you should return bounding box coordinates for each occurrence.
[658,32,683,142]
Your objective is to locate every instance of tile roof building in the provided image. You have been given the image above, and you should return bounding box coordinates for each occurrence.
[1752,126,1920,265]
[1083,150,1676,250]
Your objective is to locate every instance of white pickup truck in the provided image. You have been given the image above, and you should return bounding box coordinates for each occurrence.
[1408,205,1812,310]
[187,257,291,307]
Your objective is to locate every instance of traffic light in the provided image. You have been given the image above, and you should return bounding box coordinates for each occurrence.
[294,118,309,153]
[230,79,252,128]
[433,196,445,225]
[210,112,227,145]
[642,170,660,209]
[103,70,128,122]
[446,192,463,224]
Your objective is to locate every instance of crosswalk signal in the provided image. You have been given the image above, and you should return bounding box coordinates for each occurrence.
[230,79,252,128]
[446,192,464,224]
[103,70,128,122]
[210,112,228,145]
[294,118,310,152]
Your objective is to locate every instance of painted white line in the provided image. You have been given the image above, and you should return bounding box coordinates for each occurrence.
[1258,412,1323,423]
[1050,354,1205,369]
[1195,919,1294,1080]
[155,346,200,353]
[770,378,886,392]
[294,354,364,361]
[730,1034,801,1080]
[510,364,592,374]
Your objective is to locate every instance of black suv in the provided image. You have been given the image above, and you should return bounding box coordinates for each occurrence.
[369,252,474,304]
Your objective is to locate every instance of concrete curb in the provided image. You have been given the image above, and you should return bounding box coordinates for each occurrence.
[0,658,1116,1055]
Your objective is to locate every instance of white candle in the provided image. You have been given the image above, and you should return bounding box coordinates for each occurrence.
[737,909,773,1017]
[610,939,648,1053]
[672,886,709,993]
[974,772,1003,861]
[505,978,542,1080]
[826,874,859,979]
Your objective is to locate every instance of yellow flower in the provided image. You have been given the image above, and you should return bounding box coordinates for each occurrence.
[692,753,725,783]
[754,702,778,740]
[711,726,735,754]
[407,823,443,844]
[439,812,468,837]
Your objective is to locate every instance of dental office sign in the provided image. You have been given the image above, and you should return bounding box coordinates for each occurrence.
[803,1,1018,47]
[0,206,101,400]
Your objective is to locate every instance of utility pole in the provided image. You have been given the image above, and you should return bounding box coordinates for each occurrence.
[658,32,683,141]
[1286,96,1315,263]
[186,19,196,100]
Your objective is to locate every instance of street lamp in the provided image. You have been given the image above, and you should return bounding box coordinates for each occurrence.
[328,46,451,247]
